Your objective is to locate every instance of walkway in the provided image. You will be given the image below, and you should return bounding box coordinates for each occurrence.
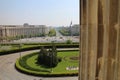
[0,50,78,80]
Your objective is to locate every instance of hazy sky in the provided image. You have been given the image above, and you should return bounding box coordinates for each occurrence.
[0,0,79,26]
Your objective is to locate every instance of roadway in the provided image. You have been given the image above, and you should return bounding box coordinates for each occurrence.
[11,36,79,44]
[0,50,78,80]
[10,28,79,44]
[55,28,63,37]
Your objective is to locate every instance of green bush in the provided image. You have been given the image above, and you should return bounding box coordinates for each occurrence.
[66,39,73,44]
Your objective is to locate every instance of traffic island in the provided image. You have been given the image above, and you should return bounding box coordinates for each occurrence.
[15,50,79,77]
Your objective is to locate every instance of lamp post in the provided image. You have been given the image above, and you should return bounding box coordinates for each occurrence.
[50,54,53,73]
[69,21,72,37]
[19,43,22,60]
[50,41,55,73]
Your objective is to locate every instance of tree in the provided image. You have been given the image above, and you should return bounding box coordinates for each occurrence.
[38,46,47,64]
[48,29,56,36]
[37,45,59,68]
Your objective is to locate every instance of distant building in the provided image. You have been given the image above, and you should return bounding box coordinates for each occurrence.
[71,24,79,36]
[0,24,49,42]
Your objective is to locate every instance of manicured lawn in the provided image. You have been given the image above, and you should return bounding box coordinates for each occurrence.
[16,51,79,76]
[27,51,79,73]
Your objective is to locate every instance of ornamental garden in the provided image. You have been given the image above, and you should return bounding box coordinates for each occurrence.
[15,45,79,77]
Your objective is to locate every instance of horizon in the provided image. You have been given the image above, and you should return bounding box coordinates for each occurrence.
[0,23,79,27]
[0,0,79,26]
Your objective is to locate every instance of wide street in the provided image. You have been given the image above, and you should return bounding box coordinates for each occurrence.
[11,28,79,43]
[0,50,78,80]
[11,36,79,43]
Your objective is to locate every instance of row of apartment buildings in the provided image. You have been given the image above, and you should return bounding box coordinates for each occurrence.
[0,23,49,41]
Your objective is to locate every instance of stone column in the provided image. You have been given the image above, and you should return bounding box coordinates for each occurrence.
[79,0,120,80]
[80,0,98,80]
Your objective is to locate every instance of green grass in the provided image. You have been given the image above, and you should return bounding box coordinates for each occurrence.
[16,51,79,76]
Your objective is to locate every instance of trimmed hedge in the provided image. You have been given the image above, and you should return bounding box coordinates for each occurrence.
[15,60,78,77]
[0,44,79,55]
[19,52,50,73]
[0,42,79,45]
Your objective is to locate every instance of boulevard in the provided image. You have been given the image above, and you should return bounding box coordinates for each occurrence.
[12,36,79,43]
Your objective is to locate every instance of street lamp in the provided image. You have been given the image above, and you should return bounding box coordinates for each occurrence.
[50,41,55,73]
[19,43,22,59]
[50,55,53,73]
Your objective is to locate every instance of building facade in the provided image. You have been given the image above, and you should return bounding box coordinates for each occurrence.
[80,0,120,80]
[0,24,49,41]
